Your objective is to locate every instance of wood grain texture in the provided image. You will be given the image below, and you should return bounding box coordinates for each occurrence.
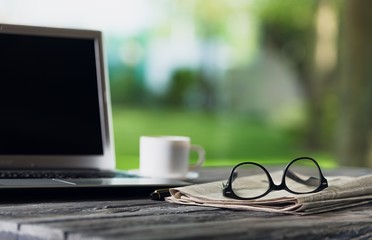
[0,167,371,240]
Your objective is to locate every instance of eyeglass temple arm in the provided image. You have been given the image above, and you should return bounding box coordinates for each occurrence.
[285,170,320,187]
[222,172,238,188]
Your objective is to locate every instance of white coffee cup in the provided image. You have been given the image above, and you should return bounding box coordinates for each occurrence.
[139,136,205,179]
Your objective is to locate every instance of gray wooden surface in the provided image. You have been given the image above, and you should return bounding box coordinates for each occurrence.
[0,167,372,240]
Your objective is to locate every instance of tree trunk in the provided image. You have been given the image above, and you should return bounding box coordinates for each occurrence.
[337,0,372,167]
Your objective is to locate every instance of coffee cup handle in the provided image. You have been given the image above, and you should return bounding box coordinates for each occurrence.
[189,145,205,171]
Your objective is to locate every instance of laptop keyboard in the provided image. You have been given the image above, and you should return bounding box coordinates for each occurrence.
[0,169,137,179]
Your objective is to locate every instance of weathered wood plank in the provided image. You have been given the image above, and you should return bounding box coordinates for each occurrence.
[17,203,218,240]
[0,167,371,240]
[0,200,158,239]
[10,202,372,240]
[66,205,372,240]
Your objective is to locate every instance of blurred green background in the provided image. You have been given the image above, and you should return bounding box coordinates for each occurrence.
[1,0,371,169]
[112,107,336,169]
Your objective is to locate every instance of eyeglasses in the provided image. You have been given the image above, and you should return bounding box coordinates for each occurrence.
[222,157,328,200]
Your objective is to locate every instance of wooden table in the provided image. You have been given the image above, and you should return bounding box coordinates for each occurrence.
[0,167,372,240]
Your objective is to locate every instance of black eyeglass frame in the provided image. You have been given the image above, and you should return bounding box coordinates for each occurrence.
[223,157,328,200]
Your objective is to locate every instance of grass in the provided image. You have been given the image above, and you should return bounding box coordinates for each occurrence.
[112,106,337,170]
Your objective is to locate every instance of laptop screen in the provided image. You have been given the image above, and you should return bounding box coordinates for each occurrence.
[0,32,103,155]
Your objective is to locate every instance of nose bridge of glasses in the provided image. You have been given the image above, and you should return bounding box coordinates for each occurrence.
[272,182,285,191]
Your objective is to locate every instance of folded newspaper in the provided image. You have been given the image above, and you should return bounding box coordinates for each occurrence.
[165,171,372,215]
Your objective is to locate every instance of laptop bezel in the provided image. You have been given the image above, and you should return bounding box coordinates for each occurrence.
[0,24,115,170]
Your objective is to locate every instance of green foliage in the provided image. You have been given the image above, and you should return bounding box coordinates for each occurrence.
[163,69,199,107]
[254,0,318,62]
[255,0,317,32]
[109,66,146,105]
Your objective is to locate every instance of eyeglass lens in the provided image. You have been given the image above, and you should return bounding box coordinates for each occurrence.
[284,158,322,193]
[231,164,270,199]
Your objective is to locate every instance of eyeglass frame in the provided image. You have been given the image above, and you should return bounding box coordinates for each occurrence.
[222,157,329,200]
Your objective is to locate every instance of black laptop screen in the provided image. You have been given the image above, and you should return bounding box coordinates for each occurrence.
[0,33,104,155]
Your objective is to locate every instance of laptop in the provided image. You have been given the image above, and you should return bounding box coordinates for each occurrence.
[0,23,188,200]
